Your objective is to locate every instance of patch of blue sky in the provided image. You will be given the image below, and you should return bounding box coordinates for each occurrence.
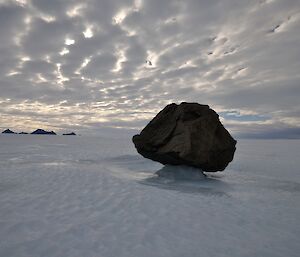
[220,111,270,122]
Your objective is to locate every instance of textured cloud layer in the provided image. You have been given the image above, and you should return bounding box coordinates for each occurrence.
[0,0,299,137]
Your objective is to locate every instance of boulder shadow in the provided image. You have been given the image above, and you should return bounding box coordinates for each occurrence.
[139,166,232,197]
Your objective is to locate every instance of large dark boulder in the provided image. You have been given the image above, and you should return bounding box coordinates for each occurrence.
[132,102,237,172]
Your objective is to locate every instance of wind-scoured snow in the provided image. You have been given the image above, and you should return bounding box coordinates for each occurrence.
[0,135,299,257]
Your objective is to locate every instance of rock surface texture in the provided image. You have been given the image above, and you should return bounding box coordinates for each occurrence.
[132,102,237,172]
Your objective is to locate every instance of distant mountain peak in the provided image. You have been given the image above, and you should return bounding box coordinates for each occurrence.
[2,129,16,134]
[63,132,76,136]
[31,129,56,135]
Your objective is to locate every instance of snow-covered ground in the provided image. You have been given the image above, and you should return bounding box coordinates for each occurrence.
[0,135,299,257]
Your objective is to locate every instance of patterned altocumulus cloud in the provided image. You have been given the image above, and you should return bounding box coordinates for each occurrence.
[0,0,299,137]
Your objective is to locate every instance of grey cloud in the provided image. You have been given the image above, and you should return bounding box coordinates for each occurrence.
[21,17,76,57]
[82,52,117,77]
[211,77,300,112]
[30,0,74,18]
[0,2,25,47]
[236,126,300,139]
[0,0,299,138]
[22,60,56,74]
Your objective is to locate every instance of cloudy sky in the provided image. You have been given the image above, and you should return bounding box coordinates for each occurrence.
[0,0,299,138]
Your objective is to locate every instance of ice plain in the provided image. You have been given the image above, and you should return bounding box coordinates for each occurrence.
[0,134,299,257]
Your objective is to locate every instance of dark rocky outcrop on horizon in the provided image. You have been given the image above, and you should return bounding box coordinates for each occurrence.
[31,129,56,135]
[132,102,237,172]
[2,129,16,134]
[63,132,76,135]
[19,132,28,134]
